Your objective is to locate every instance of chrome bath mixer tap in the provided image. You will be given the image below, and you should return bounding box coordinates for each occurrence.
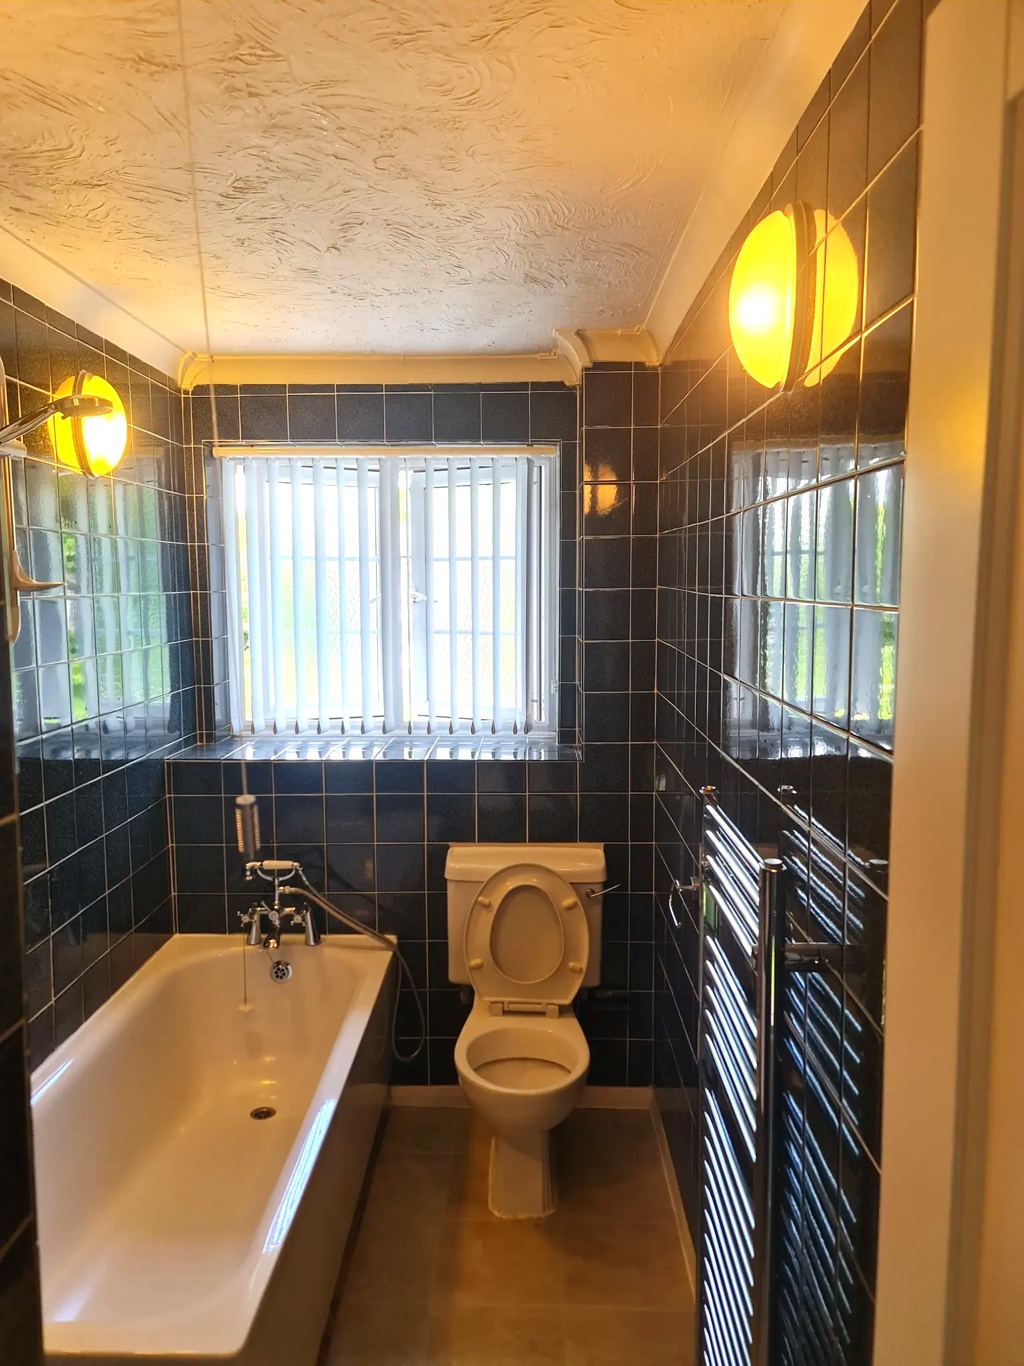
[239,859,321,949]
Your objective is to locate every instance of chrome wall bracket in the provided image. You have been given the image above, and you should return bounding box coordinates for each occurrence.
[0,358,62,642]
[784,942,845,973]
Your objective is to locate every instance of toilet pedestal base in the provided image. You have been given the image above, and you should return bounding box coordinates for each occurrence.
[488,1131,554,1219]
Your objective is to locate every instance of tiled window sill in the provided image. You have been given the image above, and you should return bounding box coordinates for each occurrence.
[171,735,582,763]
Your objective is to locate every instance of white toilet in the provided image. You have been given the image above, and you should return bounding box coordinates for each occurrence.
[445,842,605,1219]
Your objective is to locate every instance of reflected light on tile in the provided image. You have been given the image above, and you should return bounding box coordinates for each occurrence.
[585,479,621,516]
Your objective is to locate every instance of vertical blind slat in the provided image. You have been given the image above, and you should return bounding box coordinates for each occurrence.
[289,463,306,733]
[268,459,286,733]
[356,461,374,733]
[524,460,536,732]
[447,462,459,732]
[542,459,556,730]
[243,460,265,732]
[335,459,350,734]
[221,460,244,733]
[514,459,527,732]
[379,458,400,732]
[470,460,481,732]
[401,456,414,734]
[491,457,502,734]
[255,470,273,730]
[423,457,436,733]
[312,461,330,733]
[378,459,393,731]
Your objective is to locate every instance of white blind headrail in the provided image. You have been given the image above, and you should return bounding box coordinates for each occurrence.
[220,450,557,737]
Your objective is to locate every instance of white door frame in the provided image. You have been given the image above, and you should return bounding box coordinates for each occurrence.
[874,0,1023,1360]
[967,90,1024,1358]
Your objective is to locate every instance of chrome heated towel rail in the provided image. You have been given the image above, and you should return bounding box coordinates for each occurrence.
[696,789,783,1366]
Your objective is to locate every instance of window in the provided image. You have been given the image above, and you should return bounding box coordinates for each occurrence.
[220,449,558,736]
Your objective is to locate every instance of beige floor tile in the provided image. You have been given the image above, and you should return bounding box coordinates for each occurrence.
[554,1145,674,1225]
[557,1220,694,1312]
[325,1299,431,1365]
[381,1107,471,1156]
[562,1307,697,1366]
[433,1218,568,1307]
[445,1114,673,1227]
[426,1306,568,1365]
[327,1106,695,1365]
[342,1217,444,1306]
[445,1134,494,1221]
[558,1109,662,1162]
[361,1151,454,1229]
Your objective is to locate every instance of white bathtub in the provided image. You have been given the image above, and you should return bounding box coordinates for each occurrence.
[31,933,396,1366]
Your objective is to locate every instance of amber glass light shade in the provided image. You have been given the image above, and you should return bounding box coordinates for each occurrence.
[53,372,128,476]
[729,203,859,392]
[728,208,801,390]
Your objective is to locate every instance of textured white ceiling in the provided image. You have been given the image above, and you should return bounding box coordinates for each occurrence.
[0,0,787,362]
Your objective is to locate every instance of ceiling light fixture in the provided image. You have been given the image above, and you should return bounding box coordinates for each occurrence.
[729,203,859,391]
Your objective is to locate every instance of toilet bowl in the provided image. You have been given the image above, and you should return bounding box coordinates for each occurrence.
[445,843,605,1219]
[454,1005,589,1218]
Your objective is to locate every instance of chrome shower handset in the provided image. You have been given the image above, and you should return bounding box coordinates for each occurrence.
[235,792,261,859]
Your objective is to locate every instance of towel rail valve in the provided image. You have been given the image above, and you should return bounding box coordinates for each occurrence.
[668,874,701,930]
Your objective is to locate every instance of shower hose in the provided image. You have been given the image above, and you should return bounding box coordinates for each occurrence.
[277,864,427,1065]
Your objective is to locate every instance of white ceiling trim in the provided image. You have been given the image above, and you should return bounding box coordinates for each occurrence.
[0,226,188,380]
[580,327,661,368]
[643,0,867,361]
[180,350,577,390]
[553,326,659,383]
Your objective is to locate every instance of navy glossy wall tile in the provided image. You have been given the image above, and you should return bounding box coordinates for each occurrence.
[2,281,194,1069]
[176,367,659,1087]
[653,3,919,1358]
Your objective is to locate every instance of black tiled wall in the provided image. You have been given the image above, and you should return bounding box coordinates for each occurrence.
[652,1,919,1359]
[0,2,923,1352]
[1,281,196,1068]
[189,380,583,746]
[172,369,660,1086]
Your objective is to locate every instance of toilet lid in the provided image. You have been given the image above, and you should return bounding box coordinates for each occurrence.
[464,863,590,1007]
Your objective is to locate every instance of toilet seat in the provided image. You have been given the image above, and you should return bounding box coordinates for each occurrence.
[464,863,590,1012]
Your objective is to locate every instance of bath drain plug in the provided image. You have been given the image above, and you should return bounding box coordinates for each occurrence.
[250,1107,276,1121]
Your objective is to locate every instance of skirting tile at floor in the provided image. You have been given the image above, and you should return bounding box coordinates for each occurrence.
[652,1096,697,1297]
[388,1084,654,1109]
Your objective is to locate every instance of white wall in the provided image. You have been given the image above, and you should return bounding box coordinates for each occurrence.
[874,0,1015,1359]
